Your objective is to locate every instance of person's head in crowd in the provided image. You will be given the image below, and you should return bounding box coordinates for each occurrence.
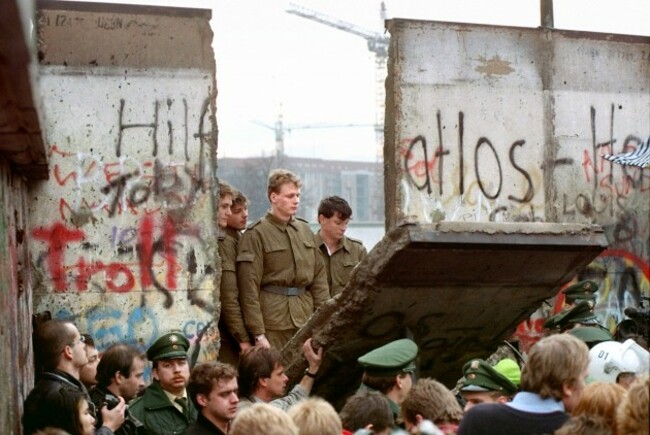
[95,343,146,401]
[36,388,95,435]
[521,333,589,412]
[79,334,99,389]
[228,190,249,231]
[571,382,625,431]
[147,331,191,396]
[588,339,649,388]
[287,397,342,435]
[187,362,239,433]
[562,280,598,305]
[554,415,612,435]
[568,326,614,349]
[34,319,88,377]
[339,391,394,435]
[317,196,353,243]
[615,375,649,435]
[229,402,299,435]
[401,378,463,433]
[459,358,519,412]
[238,346,287,401]
[543,300,599,332]
[358,338,419,406]
[267,169,302,221]
[216,181,234,229]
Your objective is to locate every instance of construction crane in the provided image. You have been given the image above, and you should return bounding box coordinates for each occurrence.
[286,2,389,161]
[253,107,374,159]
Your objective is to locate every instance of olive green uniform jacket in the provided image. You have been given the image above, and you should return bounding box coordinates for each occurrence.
[128,382,196,435]
[236,212,329,337]
[314,231,367,297]
[219,228,249,344]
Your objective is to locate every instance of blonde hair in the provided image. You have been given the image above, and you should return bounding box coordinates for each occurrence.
[521,334,589,400]
[230,403,299,435]
[287,397,342,435]
[267,169,301,200]
[218,181,234,199]
[573,382,625,430]
[615,376,649,435]
[401,378,463,426]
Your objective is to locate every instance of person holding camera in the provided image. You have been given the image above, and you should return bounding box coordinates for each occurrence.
[89,343,148,434]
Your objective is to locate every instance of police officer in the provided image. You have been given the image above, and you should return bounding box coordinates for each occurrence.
[357,338,419,428]
[562,280,598,305]
[236,169,329,350]
[129,332,197,434]
[314,196,367,297]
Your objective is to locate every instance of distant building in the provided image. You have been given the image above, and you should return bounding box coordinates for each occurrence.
[218,155,385,225]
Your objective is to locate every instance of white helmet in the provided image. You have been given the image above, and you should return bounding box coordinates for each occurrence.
[588,339,650,383]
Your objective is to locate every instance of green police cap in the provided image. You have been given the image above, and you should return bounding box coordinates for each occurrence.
[146,332,190,361]
[358,338,418,377]
[460,359,518,395]
[563,280,598,304]
[544,300,597,330]
[568,326,613,348]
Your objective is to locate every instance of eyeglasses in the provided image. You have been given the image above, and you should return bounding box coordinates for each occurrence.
[69,335,86,347]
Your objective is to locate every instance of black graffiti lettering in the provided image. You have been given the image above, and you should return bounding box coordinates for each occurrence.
[360,312,406,338]
[435,111,450,196]
[458,112,465,195]
[128,183,151,206]
[100,170,139,217]
[474,137,502,200]
[507,140,534,203]
[117,99,159,157]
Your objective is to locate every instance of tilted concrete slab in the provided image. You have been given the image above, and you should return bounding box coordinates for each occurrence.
[282,221,607,407]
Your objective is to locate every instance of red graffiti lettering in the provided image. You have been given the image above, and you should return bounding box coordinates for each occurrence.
[32,223,85,291]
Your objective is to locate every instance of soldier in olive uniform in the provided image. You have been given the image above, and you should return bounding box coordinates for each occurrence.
[216,183,251,366]
[129,332,197,435]
[314,196,367,297]
[236,169,329,350]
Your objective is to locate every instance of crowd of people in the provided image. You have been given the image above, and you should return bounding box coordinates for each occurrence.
[23,169,650,435]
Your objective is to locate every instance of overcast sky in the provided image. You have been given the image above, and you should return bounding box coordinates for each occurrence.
[66,0,650,161]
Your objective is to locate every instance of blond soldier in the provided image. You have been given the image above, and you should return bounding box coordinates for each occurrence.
[314,196,367,297]
[236,169,329,350]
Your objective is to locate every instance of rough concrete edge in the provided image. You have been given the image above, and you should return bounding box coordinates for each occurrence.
[282,225,413,380]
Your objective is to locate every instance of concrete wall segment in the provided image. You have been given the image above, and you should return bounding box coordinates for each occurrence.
[385,18,649,348]
[30,1,219,367]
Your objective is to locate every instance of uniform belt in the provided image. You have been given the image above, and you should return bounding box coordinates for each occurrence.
[261,285,306,296]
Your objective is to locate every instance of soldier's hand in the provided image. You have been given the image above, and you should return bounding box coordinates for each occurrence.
[239,341,253,354]
[101,396,126,432]
[303,337,323,373]
[255,336,271,349]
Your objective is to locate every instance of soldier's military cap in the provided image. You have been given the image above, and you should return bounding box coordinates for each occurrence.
[146,331,190,361]
[544,300,597,330]
[460,359,518,395]
[358,338,418,377]
[568,326,613,348]
[563,280,598,304]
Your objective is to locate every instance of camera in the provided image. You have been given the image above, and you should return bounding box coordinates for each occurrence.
[103,393,120,410]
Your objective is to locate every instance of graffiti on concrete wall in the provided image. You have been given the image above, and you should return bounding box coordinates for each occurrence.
[30,85,220,363]
[399,103,649,349]
[400,110,544,224]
